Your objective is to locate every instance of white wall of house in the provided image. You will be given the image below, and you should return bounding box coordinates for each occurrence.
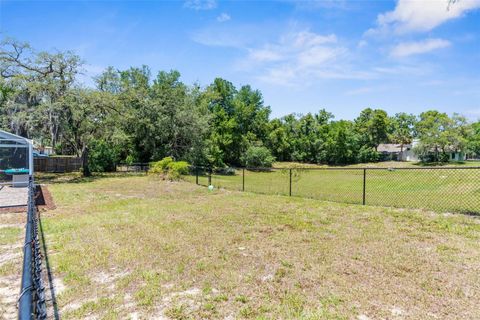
[402,148,419,162]
[450,152,465,161]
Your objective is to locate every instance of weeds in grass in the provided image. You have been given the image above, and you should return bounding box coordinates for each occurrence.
[34,175,480,319]
[0,227,21,245]
[164,304,188,319]
[0,261,17,276]
[235,295,248,304]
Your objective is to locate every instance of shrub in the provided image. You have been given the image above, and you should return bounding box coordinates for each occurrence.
[241,146,275,168]
[166,161,190,180]
[125,155,135,165]
[414,144,450,163]
[357,146,379,163]
[149,157,190,180]
[88,140,119,172]
[158,156,174,171]
[149,156,173,174]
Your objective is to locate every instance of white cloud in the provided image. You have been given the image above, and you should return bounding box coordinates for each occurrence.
[357,40,368,48]
[193,25,438,86]
[297,46,340,67]
[217,13,231,22]
[390,38,451,57]
[367,0,480,35]
[183,0,217,10]
[248,48,284,62]
[286,31,337,48]
[245,31,338,64]
[236,30,373,86]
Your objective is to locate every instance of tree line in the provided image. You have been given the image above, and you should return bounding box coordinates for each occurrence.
[1,38,479,175]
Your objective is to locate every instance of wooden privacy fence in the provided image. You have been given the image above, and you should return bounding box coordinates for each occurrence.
[34,157,82,173]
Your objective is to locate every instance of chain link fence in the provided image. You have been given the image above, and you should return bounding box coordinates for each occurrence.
[18,178,47,320]
[187,166,480,214]
[116,163,150,173]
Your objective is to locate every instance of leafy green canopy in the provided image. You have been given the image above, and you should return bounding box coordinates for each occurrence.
[1,37,477,175]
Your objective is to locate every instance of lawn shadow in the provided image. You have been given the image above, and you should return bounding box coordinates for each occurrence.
[37,208,60,320]
[35,172,147,185]
[412,161,467,167]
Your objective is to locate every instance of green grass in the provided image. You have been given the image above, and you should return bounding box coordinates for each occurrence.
[0,226,22,245]
[273,160,480,168]
[185,165,480,214]
[36,174,480,319]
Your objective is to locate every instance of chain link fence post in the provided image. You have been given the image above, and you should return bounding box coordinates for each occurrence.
[363,168,366,205]
[242,168,245,191]
[289,168,292,196]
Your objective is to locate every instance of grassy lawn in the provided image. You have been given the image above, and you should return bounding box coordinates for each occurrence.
[185,164,480,214]
[272,160,480,168]
[19,173,480,319]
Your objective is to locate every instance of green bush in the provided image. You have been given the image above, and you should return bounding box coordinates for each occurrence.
[357,146,379,163]
[149,157,190,180]
[88,140,120,172]
[166,161,190,180]
[241,146,275,168]
[125,155,135,165]
[158,156,174,171]
[414,144,449,163]
[149,156,174,174]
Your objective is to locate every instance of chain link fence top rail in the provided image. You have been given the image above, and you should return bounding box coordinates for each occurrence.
[18,178,47,320]
[188,166,480,215]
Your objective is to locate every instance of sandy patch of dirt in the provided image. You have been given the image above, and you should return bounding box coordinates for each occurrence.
[152,287,202,318]
[91,268,130,291]
[0,275,20,319]
[0,251,21,267]
[0,212,23,320]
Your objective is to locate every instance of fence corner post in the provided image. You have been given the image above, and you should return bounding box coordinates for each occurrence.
[195,167,199,185]
[208,168,212,186]
[289,168,292,196]
[362,168,366,205]
[242,168,245,191]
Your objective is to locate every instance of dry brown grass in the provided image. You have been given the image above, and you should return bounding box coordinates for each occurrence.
[3,173,480,319]
[0,212,25,319]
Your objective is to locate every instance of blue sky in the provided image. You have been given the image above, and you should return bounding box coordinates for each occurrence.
[1,0,480,120]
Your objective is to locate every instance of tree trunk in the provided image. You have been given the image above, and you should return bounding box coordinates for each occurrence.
[81,146,91,177]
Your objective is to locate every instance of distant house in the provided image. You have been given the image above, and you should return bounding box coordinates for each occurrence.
[377,139,465,162]
[33,142,55,156]
[377,143,418,161]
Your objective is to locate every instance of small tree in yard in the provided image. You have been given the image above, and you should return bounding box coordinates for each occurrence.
[60,88,118,176]
[390,112,417,157]
[415,111,470,162]
[241,145,275,168]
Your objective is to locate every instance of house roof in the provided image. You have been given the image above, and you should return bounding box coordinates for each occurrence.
[377,143,405,153]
